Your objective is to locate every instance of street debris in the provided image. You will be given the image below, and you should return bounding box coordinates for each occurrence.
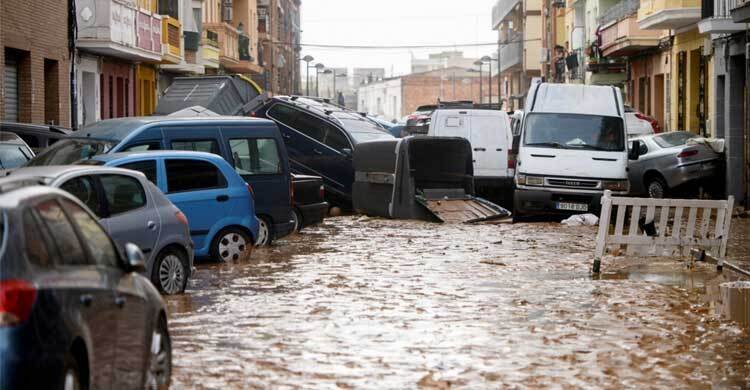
[353,136,511,223]
[560,214,599,226]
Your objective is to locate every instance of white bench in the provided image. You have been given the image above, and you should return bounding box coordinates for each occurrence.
[593,190,735,273]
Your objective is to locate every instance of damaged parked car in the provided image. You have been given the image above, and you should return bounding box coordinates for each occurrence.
[248,96,394,207]
[628,131,724,198]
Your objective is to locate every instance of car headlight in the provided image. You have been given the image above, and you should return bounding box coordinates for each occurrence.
[517,174,544,186]
[602,180,629,192]
[526,176,544,186]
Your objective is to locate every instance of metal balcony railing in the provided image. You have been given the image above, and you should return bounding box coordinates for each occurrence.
[703,0,739,17]
[499,41,522,73]
[598,0,640,25]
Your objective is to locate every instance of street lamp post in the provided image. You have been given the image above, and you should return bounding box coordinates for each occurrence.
[481,56,493,105]
[302,55,314,96]
[315,63,325,97]
[474,60,484,104]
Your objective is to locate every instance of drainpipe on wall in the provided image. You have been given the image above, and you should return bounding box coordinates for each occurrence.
[745,29,750,208]
[68,0,78,130]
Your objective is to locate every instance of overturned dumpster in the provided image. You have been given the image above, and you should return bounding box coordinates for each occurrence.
[154,75,263,116]
[353,136,511,223]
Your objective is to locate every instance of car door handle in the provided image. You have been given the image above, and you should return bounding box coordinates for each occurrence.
[282,133,291,140]
[115,296,126,308]
[216,195,229,202]
[474,147,486,152]
[496,148,503,152]
[313,149,323,155]
[79,294,93,307]
[147,221,157,230]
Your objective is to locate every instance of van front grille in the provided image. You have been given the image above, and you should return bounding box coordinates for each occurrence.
[546,178,600,189]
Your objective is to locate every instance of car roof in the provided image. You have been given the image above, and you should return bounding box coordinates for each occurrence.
[5,165,141,181]
[0,121,72,134]
[0,184,71,209]
[434,109,509,117]
[529,83,622,117]
[91,150,228,163]
[72,116,277,141]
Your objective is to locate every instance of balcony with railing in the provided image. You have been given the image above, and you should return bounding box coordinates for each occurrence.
[730,0,750,21]
[699,0,745,32]
[204,22,240,66]
[76,0,162,61]
[499,41,523,73]
[637,0,701,29]
[493,0,522,29]
[600,14,662,57]
[598,0,640,25]
[161,16,182,64]
[225,33,264,74]
[200,29,220,69]
[136,9,163,57]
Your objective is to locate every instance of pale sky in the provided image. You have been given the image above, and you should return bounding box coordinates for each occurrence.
[300,0,498,77]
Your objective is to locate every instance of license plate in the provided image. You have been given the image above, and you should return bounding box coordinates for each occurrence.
[556,202,589,212]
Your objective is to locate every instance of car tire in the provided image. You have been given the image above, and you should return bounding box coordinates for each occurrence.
[151,248,188,295]
[145,315,172,390]
[63,353,84,390]
[291,208,303,232]
[646,176,668,199]
[255,216,272,247]
[211,227,253,262]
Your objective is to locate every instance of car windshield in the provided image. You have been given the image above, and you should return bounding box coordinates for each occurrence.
[337,118,394,143]
[0,144,33,169]
[27,138,113,167]
[653,131,695,148]
[523,113,625,152]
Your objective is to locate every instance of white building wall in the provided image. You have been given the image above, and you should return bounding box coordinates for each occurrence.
[357,78,403,122]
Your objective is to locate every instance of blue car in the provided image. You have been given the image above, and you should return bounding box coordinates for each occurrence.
[26,116,293,247]
[85,151,259,262]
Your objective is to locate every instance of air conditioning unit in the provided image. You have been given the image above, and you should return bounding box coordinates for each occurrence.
[222,0,233,22]
[552,0,566,7]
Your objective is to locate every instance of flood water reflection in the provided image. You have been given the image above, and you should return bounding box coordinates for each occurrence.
[167,216,750,388]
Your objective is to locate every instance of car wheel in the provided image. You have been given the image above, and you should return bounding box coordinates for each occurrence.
[145,316,172,390]
[212,228,253,262]
[63,354,83,390]
[646,176,668,199]
[151,249,188,295]
[255,217,272,247]
[291,209,303,232]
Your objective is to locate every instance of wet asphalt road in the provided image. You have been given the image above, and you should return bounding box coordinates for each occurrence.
[166,216,750,389]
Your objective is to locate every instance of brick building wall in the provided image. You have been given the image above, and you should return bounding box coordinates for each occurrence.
[1,0,71,126]
[401,73,498,116]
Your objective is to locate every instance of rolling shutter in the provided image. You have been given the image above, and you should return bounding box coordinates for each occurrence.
[4,58,18,122]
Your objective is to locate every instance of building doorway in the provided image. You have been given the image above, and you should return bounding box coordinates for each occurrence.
[653,74,665,132]
[81,71,98,126]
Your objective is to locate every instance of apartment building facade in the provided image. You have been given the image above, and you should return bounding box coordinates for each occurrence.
[1,0,71,126]
[492,0,543,110]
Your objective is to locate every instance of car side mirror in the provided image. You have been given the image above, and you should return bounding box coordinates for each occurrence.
[124,243,146,273]
[341,148,353,158]
[628,140,641,161]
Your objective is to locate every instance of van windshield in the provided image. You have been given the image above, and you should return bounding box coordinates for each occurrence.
[524,113,625,152]
[27,139,113,167]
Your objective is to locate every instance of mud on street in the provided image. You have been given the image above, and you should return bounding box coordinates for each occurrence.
[166,217,750,388]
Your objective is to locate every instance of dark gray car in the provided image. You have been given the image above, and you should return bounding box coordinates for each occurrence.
[7,165,194,294]
[629,131,723,198]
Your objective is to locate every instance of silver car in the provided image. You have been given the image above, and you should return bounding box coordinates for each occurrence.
[8,165,194,294]
[629,131,722,198]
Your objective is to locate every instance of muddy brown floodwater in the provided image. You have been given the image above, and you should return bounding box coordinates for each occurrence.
[166,216,750,389]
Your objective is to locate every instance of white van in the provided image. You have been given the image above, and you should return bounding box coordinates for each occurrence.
[428,109,514,192]
[514,83,640,217]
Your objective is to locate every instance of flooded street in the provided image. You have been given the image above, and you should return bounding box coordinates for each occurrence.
[167,217,750,388]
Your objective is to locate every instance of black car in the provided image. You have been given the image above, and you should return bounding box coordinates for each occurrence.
[249,96,394,207]
[0,121,72,153]
[0,184,171,389]
[291,173,328,231]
